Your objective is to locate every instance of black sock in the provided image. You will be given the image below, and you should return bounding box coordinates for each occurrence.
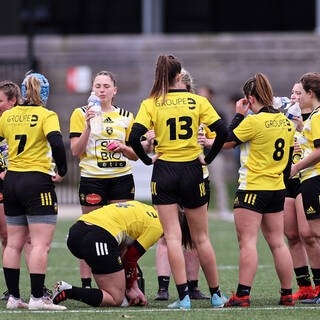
[30,274,46,298]
[81,278,92,288]
[311,268,320,286]
[187,280,198,291]
[280,288,292,296]
[294,266,311,287]
[158,276,170,291]
[176,283,189,300]
[209,286,221,297]
[236,284,251,298]
[66,286,103,307]
[3,268,20,298]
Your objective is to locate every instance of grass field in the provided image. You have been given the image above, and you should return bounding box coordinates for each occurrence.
[0,216,319,320]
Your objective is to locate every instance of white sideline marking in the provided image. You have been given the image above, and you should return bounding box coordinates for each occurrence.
[1,306,320,313]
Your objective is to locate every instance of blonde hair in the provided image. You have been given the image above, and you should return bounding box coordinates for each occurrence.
[24,76,42,105]
[180,68,194,93]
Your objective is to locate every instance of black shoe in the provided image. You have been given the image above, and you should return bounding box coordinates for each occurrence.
[154,289,169,301]
[0,290,9,301]
[43,286,53,298]
[189,289,210,300]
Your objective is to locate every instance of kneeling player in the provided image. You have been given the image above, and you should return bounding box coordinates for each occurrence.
[52,200,163,307]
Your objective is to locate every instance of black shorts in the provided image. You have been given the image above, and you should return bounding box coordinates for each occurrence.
[79,174,135,206]
[0,179,3,204]
[233,189,286,214]
[300,176,320,220]
[286,178,301,199]
[4,171,58,216]
[67,221,123,274]
[151,159,207,209]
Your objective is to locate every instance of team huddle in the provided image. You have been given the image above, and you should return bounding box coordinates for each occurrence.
[0,54,319,311]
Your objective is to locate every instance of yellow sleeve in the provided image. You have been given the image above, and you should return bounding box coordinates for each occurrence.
[0,116,4,138]
[70,108,86,135]
[136,226,163,251]
[125,112,135,142]
[134,100,153,130]
[43,111,61,136]
[311,113,320,144]
[233,115,255,143]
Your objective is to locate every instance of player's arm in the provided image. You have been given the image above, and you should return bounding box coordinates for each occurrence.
[70,108,94,158]
[47,132,67,177]
[283,146,294,185]
[123,240,146,289]
[203,119,228,164]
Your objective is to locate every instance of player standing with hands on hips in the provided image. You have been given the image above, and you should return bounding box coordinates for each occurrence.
[129,55,228,309]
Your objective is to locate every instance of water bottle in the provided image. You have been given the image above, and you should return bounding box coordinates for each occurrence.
[273,96,291,110]
[88,92,104,135]
[286,102,301,129]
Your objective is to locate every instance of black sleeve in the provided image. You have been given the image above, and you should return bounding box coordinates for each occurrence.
[47,131,68,177]
[226,113,245,143]
[128,123,152,165]
[204,119,228,164]
[0,136,4,142]
[70,132,81,139]
[314,139,320,148]
[283,146,294,187]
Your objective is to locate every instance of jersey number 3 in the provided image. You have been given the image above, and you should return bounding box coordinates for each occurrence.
[166,116,193,140]
[15,134,27,155]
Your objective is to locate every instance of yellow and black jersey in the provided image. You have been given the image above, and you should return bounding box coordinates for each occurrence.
[70,105,134,178]
[299,106,320,182]
[291,113,311,179]
[134,90,221,162]
[0,105,61,175]
[78,200,163,251]
[232,108,294,190]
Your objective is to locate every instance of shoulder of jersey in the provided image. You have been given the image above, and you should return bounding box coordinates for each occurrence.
[113,106,132,118]
[77,105,89,115]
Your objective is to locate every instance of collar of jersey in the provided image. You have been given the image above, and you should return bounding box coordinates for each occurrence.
[168,89,188,93]
[258,106,279,114]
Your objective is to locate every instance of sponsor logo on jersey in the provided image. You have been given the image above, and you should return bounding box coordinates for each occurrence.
[80,193,86,203]
[306,206,316,214]
[86,193,102,204]
[106,127,113,135]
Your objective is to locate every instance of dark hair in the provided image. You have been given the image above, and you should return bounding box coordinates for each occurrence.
[149,55,181,104]
[243,73,273,106]
[178,207,193,249]
[300,73,320,101]
[0,80,21,105]
[94,70,117,87]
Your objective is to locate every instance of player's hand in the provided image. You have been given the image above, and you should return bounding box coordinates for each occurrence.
[52,173,64,183]
[85,106,96,128]
[293,116,304,132]
[198,156,207,166]
[293,141,302,153]
[290,164,299,178]
[146,130,155,143]
[0,170,7,181]
[235,98,250,116]
[197,131,206,146]
[152,153,162,164]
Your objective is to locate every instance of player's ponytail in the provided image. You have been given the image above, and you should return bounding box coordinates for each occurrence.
[243,73,273,107]
[24,76,42,105]
[149,55,181,104]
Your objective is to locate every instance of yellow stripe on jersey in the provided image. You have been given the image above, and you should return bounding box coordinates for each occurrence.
[78,201,163,251]
[233,110,294,190]
[299,107,320,182]
[0,106,60,175]
[69,106,134,178]
[134,91,220,162]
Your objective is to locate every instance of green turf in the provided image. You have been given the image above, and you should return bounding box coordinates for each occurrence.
[0,217,319,319]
